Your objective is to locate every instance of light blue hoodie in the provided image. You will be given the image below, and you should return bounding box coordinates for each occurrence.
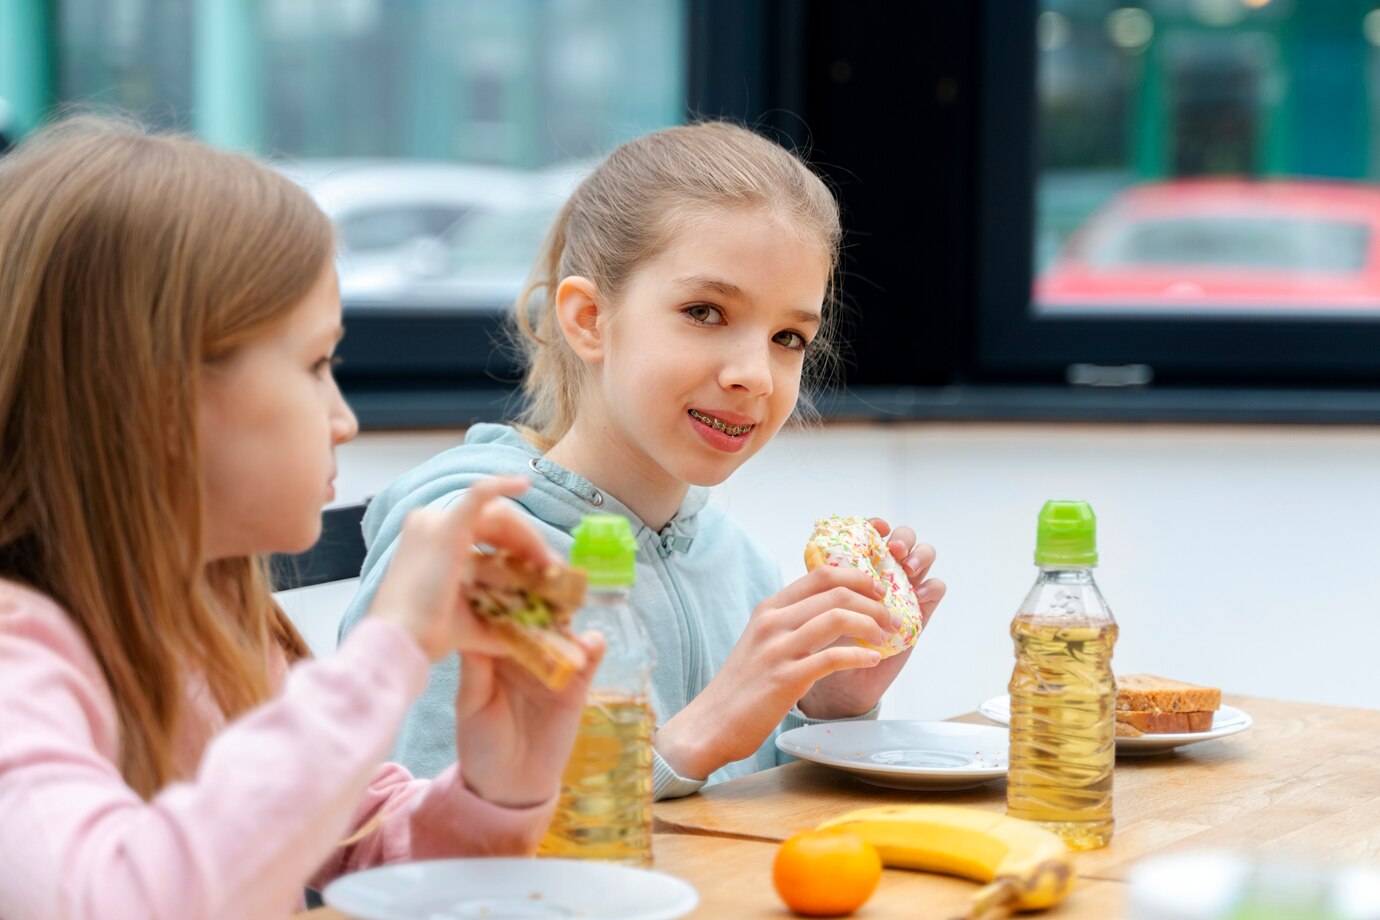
[337,423,875,799]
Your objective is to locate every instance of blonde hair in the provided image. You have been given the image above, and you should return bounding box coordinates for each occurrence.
[0,116,331,798]
[512,121,843,450]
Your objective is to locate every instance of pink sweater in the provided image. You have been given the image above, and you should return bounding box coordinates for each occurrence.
[0,579,557,919]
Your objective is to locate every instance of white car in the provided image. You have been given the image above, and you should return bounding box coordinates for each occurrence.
[276,157,589,312]
[354,165,591,311]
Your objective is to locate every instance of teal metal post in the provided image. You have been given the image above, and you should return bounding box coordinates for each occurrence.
[0,0,55,136]
[1287,0,1368,178]
[1132,35,1166,180]
[193,0,262,151]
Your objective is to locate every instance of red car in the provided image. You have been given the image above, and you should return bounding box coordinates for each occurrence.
[1034,179,1380,314]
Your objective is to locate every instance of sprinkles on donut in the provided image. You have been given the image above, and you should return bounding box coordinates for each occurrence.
[803,514,923,658]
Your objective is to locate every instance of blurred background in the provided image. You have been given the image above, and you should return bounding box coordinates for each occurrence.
[3,0,1379,720]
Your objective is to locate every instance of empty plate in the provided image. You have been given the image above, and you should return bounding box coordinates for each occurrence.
[323,857,698,920]
[775,720,1008,790]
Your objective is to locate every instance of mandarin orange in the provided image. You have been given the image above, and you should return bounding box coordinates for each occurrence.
[772,828,882,917]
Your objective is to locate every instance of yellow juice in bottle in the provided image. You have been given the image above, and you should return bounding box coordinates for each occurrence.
[1007,616,1118,850]
[1006,500,1118,851]
[538,692,655,866]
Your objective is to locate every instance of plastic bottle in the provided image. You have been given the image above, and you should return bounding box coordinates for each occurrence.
[538,513,656,866]
[1005,500,1118,850]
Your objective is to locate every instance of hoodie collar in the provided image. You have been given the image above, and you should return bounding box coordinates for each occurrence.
[471,423,710,552]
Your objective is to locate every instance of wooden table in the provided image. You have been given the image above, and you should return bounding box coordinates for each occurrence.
[299,694,1380,918]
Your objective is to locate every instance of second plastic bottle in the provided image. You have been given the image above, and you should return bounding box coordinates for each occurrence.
[1005,500,1118,851]
[538,513,656,866]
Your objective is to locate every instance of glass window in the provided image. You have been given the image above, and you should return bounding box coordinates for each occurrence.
[1088,216,1369,273]
[1033,0,1380,319]
[57,0,687,318]
[58,0,193,127]
[262,0,684,316]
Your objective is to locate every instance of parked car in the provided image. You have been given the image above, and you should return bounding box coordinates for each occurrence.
[277,157,588,312]
[332,160,591,312]
[1035,179,1380,315]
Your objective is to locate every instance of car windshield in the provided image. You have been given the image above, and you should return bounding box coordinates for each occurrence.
[439,205,561,279]
[1089,216,1371,273]
[339,205,472,254]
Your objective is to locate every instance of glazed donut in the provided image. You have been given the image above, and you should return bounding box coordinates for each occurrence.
[804,515,923,658]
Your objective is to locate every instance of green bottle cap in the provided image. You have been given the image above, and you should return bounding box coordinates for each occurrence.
[570,513,637,586]
[1034,500,1098,567]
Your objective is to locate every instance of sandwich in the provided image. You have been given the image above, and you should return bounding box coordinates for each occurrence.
[1115,673,1221,737]
[464,549,589,691]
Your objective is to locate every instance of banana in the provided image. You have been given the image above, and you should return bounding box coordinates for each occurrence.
[816,804,1074,916]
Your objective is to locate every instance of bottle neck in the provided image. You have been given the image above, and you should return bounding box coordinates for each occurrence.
[1035,567,1097,586]
[585,584,633,603]
[574,583,656,679]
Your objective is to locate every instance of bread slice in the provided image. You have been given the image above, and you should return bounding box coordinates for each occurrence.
[1115,720,1143,738]
[1116,674,1220,714]
[465,550,588,691]
[1115,710,1214,735]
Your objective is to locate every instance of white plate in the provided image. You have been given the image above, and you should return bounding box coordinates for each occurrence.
[978,695,1253,756]
[323,857,698,920]
[775,720,1008,790]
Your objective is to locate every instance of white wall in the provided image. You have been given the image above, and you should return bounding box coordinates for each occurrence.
[279,423,1380,720]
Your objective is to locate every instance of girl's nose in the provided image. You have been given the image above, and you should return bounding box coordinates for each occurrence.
[719,339,774,397]
[331,390,360,444]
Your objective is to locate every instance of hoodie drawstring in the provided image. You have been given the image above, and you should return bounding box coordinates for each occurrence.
[658,531,694,558]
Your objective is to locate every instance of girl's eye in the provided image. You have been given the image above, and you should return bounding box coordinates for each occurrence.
[685,304,725,325]
[773,330,809,351]
[314,355,343,377]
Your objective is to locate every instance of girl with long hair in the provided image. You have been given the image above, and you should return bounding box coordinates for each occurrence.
[0,116,602,918]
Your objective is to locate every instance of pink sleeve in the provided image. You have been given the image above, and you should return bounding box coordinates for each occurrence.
[307,763,558,889]
[0,589,547,920]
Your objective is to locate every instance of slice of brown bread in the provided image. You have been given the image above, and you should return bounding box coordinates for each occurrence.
[1115,710,1215,734]
[1116,674,1221,713]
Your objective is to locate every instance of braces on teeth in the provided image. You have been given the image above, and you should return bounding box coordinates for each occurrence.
[690,409,752,436]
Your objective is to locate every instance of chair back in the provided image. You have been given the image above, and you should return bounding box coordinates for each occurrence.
[270,501,370,591]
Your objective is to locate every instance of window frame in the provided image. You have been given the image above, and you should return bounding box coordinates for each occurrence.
[975,0,1380,389]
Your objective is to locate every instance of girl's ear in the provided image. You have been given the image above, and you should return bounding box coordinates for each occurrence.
[554,276,605,363]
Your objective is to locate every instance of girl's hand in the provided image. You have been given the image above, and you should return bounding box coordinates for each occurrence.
[654,564,894,781]
[869,518,945,621]
[367,474,608,807]
[455,633,604,808]
[797,517,946,719]
[367,476,556,662]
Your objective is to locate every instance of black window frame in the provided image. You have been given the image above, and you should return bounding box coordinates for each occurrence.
[976,0,1380,389]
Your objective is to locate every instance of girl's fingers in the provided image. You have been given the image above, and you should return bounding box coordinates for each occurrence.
[554,631,607,702]
[775,585,896,634]
[916,578,946,628]
[445,476,530,534]
[872,520,938,591]
[794,607,892,653]
[885,524,918,559]
[768,564,883,610]
[869,517,892,539]
[901,543,937,587]
[455,622,512,658]
[795,645,882,684]
[470,499,562,568]
[456,650,497,720]
[570,631,606,684]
